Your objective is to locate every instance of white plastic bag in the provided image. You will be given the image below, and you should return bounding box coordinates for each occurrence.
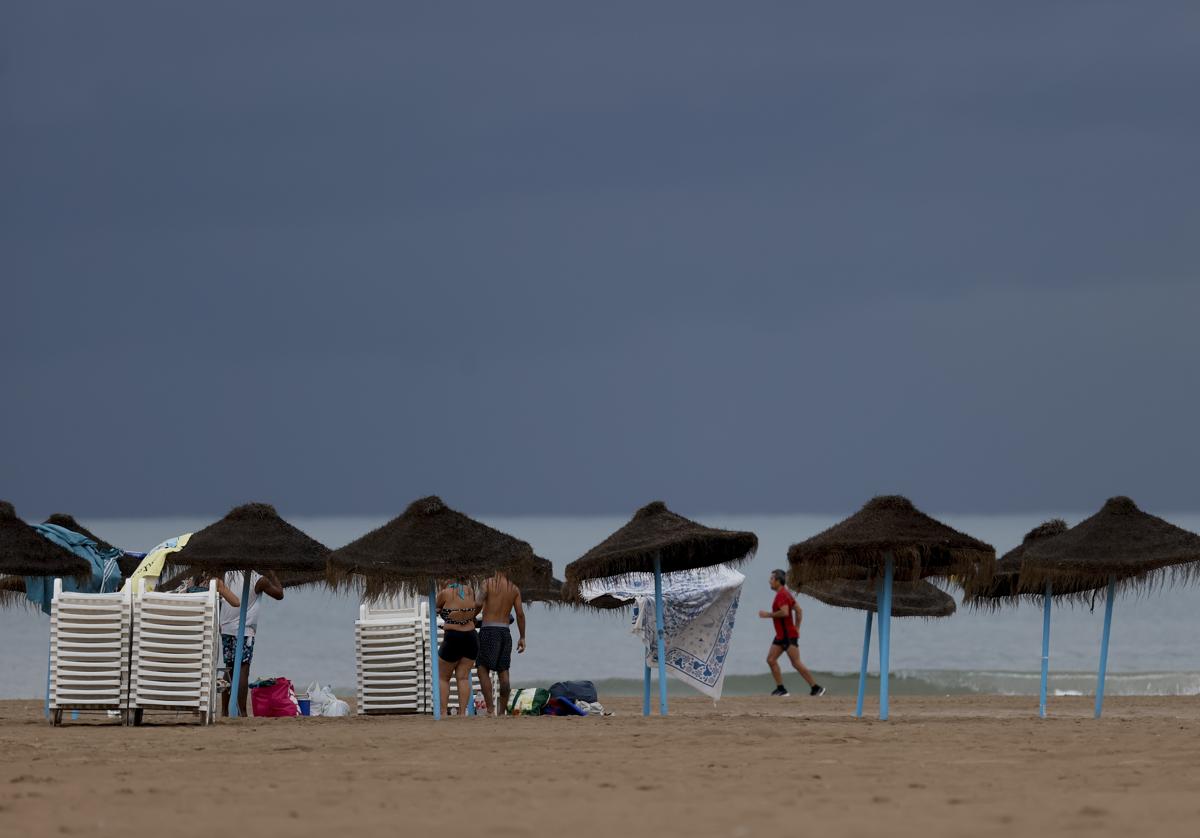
[305,682,337,716]
[323,697,350,717]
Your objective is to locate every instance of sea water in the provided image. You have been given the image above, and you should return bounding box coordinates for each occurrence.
[3,512,1199,700]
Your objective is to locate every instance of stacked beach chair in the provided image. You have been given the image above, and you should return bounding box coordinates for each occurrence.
[128,579,220,725]
[355,594,492,715]
[48,579,132,725]
[355,595,427,714]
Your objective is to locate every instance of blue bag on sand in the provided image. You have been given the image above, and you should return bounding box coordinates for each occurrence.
[543,697,588,716]
[548,681,598,703]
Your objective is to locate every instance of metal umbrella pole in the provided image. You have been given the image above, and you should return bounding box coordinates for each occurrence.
[1094,575,1117,719]
[877,554,894,721]
[1039,581,1052,718]
[855,610,873,718]
[228,574,252,717]
[653,555,668,716]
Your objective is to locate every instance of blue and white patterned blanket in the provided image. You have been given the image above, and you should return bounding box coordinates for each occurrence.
[578,565,745,701]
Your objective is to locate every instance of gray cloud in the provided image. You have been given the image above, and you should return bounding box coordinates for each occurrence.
[3,2,1198,517]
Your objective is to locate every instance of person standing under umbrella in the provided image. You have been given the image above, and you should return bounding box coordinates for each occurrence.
[760,569,824,697]
[476,569,526,716]
[435,576,481,717]
[219,569,284,717]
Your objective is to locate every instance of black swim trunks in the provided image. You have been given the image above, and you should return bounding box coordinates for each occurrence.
[772,637,799,649]
[477,625,513,672]
[438,629,479,663]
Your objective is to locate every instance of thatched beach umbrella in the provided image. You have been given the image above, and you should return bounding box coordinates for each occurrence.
[158,567,329,595]
[797,578,956,617]
[0,501,91,586]
[169,503,329,717]
[966,520,1070,606]
[521,577,564,604]
[518,556,563,604]
[1019,497,1200,718]
[564,501,757,716]
[2,502,96,720]
[795,578,955,717]
[328,496,543,595]
[0,575,29,608]
[327,496,545,719]
[964,520,1072,718]
[787,495,994,720]
[42,513,144,577]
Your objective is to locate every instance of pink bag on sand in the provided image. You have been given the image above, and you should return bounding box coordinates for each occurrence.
[251,678,300,717]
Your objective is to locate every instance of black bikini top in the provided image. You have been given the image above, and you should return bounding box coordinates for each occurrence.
[439,582,475,625]
[439,606,475,625]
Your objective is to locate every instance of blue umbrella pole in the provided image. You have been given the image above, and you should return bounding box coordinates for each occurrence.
[45,628,51,719]
[643,664,651,717]
[1039,581,1053,719]
[878,554,894,721]
[855,610,873,718]
[653,555,668,716]
[229,574,252,717]
[429,585,442,720]
[1095,574,1116,719]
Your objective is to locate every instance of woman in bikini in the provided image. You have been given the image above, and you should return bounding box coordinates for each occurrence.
[436,577,481,717]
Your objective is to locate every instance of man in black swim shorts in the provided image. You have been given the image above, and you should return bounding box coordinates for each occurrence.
[476,570,526,716]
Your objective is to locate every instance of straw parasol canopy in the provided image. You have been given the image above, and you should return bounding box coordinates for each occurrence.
[43,513,116,552]
[327,496,545,597]
[787,495,994,587]
[166,502,329,578]
[965,519,1082,608]
[794,578,956,618]
[1019,497,1200,595]
[563,501,757,601]
[0,501,92,584]
[42,513,142,576]
[521,576,565,605]
[158,566,329,594]
[0,575,31,609]
[517,556,563,604]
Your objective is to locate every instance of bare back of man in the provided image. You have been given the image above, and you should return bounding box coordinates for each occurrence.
[476,572,525,716]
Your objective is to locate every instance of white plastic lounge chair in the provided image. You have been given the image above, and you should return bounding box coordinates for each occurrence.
[128,578,219,725]
[48,579,132,725]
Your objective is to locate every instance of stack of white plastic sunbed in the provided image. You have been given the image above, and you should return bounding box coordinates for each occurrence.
[356,594,492,715]
[48,579,132,725]
[129,579,219,725]
[47,578,218,726]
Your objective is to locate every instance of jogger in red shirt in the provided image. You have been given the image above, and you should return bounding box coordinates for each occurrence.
[759,569,824,697]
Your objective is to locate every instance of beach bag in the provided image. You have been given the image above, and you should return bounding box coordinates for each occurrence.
[549,680,597,704]
[506,687,549,716]
[543,696,588,716]
[251,677,300,717]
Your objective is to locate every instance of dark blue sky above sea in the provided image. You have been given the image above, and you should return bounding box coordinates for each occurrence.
[3,2,1199,518]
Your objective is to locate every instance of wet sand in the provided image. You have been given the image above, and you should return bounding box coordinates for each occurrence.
[2,695,1199,837]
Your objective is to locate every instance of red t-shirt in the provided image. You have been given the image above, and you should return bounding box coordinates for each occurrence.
[772,588,798,640]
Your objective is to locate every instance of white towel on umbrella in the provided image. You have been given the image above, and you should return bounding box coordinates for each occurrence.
[578,565,745,701]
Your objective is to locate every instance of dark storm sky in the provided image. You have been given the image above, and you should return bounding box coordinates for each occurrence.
[3,2,1199,518]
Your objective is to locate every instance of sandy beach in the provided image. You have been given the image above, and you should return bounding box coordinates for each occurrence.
[3,695,1198,837]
